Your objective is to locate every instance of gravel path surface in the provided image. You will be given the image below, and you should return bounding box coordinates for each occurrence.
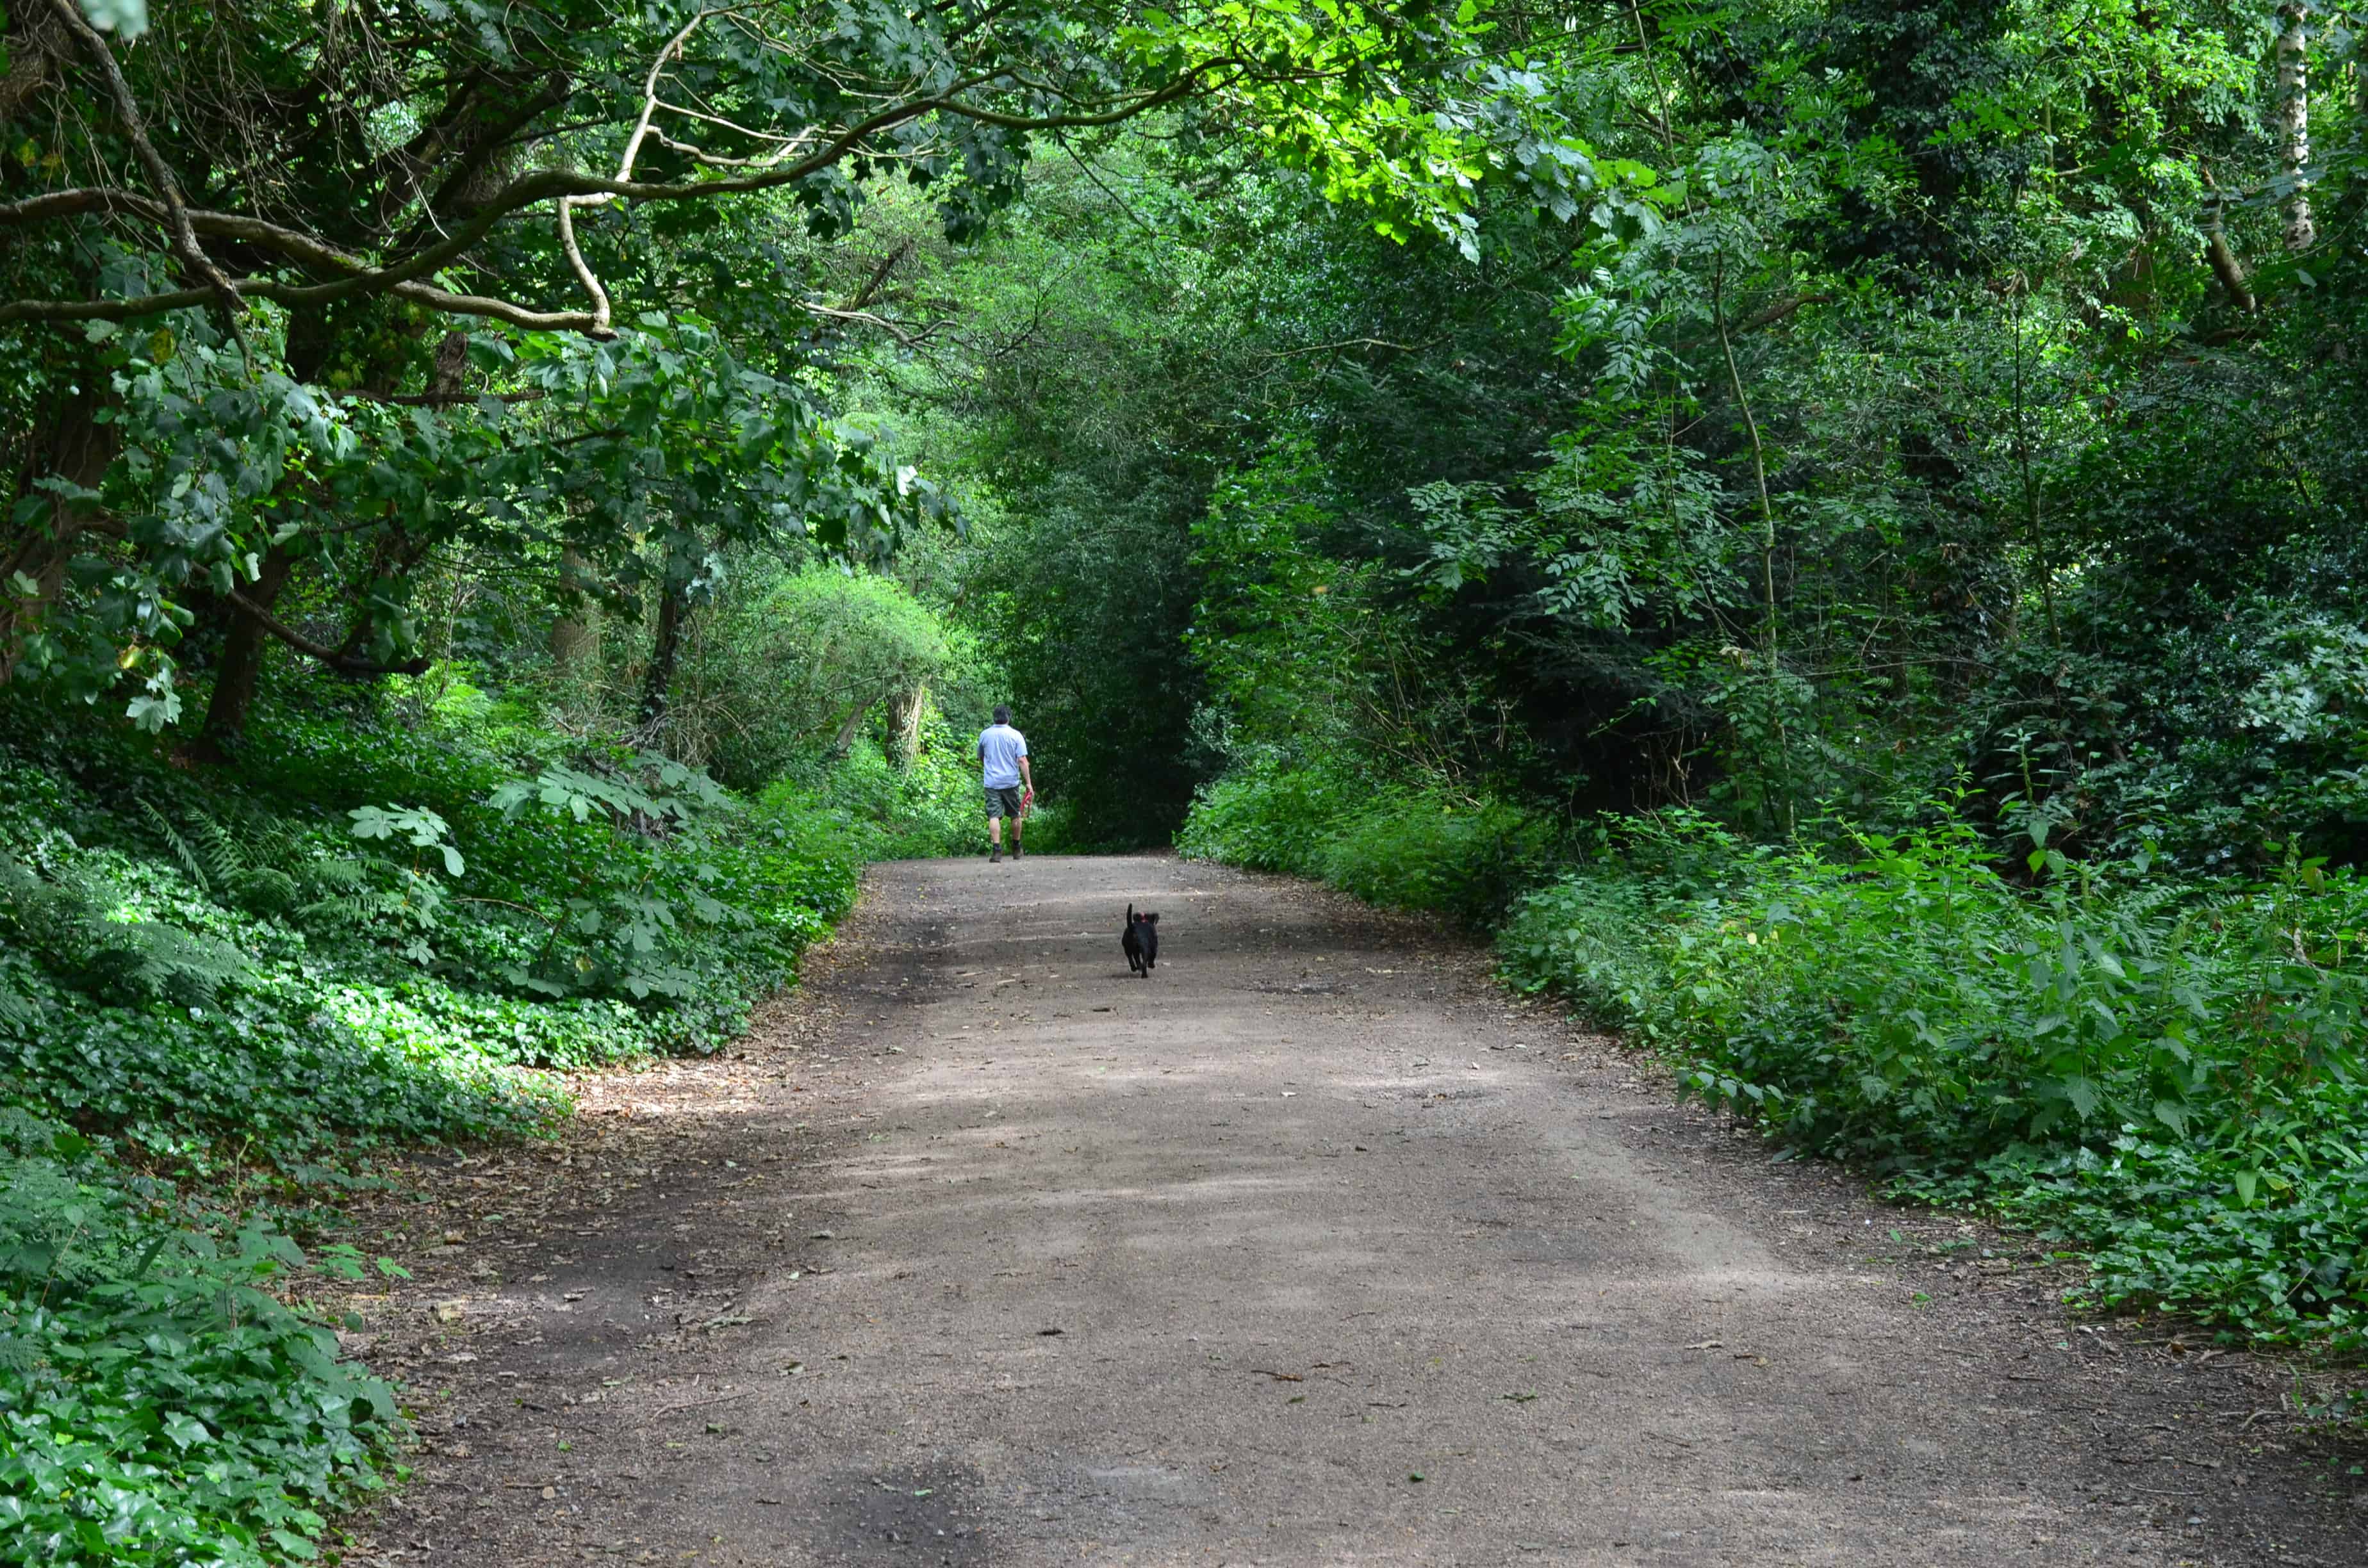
[356,854,2367,1567]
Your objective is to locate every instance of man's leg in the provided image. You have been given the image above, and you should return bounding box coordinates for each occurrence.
[988,813,1002,861]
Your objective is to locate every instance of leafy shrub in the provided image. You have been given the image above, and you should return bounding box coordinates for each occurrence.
[1176,761,1361,877]
[1180,761,1561,926]
[764,721,997,862]
[1319,792,1562,927]
[1499,812,2368,1350]
[677,564,955,791]
[0,1115,402,1566]
[0,676,878,1563]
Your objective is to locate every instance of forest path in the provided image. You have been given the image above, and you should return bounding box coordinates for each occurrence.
[366,854,2357,1567]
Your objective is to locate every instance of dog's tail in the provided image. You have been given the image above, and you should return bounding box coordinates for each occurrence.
[1127,903,1135,924]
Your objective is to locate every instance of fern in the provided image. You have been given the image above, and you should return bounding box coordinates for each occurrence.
[140,799,213,897]
[142,801,318,918]
[0,847,252,1007]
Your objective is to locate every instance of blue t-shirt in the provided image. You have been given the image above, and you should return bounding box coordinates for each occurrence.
[978,724,1028,789]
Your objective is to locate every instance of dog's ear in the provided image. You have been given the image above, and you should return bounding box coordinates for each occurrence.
[1146,912,1158,924]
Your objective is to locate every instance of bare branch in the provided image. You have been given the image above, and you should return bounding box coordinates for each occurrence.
[843,240,914,313]
[798,302,935,346]
[45,0,245,325]
[554,193,612,334]
[1734,292,1834,334]
[1262,336,1432,358]
[332,389,547,407]
[2,38,1238,338]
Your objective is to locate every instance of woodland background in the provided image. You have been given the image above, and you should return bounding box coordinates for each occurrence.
[3,2,2367,1560]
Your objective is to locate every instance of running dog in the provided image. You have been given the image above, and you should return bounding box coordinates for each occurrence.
[1121,904,1160,977]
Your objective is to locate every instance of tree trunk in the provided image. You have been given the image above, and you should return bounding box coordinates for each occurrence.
[190,545,296,758]
[830,693,882,758]
[1,375,121,682]
[889,679,928,765]
[549,548,600,668]
[2276,3,2315,252]
[2205,217,2255,312]
[637,577,688,730]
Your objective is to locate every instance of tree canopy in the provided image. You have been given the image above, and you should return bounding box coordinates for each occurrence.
[7,4,2368,1557]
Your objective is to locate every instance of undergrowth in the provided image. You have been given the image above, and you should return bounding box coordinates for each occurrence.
[1500,808,2368,1355]
[1177,758,1558,927]
[1183,765,2368,1366]
[765,721,1071,861]
[0,680,876,1562]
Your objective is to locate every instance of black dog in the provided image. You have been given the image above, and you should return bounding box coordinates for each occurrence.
[1121,904,1160,977]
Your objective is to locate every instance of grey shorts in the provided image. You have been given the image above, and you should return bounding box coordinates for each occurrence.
[985,785,1023,819]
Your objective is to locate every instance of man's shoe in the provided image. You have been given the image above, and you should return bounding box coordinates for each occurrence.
[1011,843,1023,860]
[989,846,1002,863]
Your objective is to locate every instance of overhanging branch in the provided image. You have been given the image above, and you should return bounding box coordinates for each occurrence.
[45,0,245,327]
[226,590,431,677]
[2,54,1228,336]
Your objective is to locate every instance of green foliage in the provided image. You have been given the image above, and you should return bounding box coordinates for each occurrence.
[0,679,867,1562]
[762,721,1014,864]
[1175,761,1363,878]
[1497,813,2368,1350]
[677,564,957,792]
[1180,761,1561,928]
[0,849,253,1011]
[0,1113,400,1567]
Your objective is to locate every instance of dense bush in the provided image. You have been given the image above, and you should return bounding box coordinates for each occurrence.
[1174,761,1361,878]
[677,564,960,792]
[1179,761,1562,927]
[1496,812,2368,1351]
[0,1113,403,1567]
[761,719,1025,863]
[0,681,873,1562]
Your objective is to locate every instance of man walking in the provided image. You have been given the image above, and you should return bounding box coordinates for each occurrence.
[979,704,1035,863]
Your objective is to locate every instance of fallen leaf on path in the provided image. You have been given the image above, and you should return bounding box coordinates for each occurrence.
[1682,1339,1723,1350]
[1250,1369,1304,1382]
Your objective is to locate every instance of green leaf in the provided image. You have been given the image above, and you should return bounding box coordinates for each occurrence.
[161,1411,212,1450]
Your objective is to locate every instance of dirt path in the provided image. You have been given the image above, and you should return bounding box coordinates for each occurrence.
[352,854,2365,1567]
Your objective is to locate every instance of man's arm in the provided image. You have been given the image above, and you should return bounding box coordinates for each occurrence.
[1019,756,1035,795]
